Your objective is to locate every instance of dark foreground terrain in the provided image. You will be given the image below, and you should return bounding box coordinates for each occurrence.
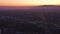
[0,6,60,34]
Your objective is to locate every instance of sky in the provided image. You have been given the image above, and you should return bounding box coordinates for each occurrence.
[0,0,60,6]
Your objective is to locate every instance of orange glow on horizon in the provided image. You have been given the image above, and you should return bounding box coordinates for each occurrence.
[0,3,40,6]
[0,0,60,6]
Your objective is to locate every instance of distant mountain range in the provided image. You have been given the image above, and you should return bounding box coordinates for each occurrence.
[33,5,60,7]
[0,5,60,10]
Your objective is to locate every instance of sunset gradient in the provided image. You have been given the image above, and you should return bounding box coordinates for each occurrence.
[0,0,60,6]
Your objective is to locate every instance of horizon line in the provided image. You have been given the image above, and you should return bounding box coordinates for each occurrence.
[0,5,60,7]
